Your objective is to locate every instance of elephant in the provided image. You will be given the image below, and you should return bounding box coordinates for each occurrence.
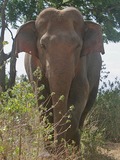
[15,7,104,150]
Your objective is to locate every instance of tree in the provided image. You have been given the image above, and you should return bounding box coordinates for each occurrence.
[7,0,120,42]
[0,0,9,91]
[0,0,17,91]
[0,0,120,91]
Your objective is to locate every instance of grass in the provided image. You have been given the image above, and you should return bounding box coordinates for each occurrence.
[0,77,120,159]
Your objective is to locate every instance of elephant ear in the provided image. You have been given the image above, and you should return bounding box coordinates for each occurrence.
[81,21,105,56]
[15,20,38,58]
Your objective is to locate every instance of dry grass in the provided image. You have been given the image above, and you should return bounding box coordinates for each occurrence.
[0,78,120,160]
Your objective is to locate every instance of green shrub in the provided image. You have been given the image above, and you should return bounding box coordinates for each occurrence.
[0,81,53,160]
[1,77,119,159]
[87,78,120,142]
[80,78,120,159]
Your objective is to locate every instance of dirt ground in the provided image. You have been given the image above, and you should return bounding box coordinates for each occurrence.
[100,142,120,160]
[38,142,120,160]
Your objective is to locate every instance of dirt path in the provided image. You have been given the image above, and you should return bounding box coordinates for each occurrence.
[100,142,120,160]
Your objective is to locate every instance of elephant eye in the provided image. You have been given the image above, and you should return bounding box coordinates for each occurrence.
[40,43,46,50]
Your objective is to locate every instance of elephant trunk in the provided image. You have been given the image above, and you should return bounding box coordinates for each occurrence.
[48,64,74,146]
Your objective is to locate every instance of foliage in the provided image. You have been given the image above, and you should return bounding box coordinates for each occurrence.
[0,81,80,159]
[81,120,104,159]
[86,78,120,142]
[80,78,120,159]
[5,0,120,42]
[0,81,53,159]
[0,0,16,91]
[0,76,119,159]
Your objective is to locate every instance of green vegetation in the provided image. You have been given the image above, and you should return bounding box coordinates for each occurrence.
[80,78,120,159]
[0,81,53,159]
[0,77,120,159]
[0,1,120,159]
[6,0,120,42]
[89,78,120,142]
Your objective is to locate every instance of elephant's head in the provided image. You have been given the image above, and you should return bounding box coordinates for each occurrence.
[15,7,104,145]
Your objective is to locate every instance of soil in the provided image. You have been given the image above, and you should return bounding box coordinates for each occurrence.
[37,142,120,160]
[39,142,120,160]
[100,142,120,160]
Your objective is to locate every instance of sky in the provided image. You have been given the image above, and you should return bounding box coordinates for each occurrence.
[4,29,120,82]
[103,42,120,80]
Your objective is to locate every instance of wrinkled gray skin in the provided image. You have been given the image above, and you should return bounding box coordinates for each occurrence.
[15,7,104,149]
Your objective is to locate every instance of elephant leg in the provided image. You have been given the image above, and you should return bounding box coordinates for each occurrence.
[67,78,89,147]
[66,85,98,150]
[67,128,80,149]
[79,86,99,130]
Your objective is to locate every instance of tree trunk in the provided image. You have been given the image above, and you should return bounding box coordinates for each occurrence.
[0,52,5,92]
[0,0,8,91]
[0,0,16,91]
[8,41,16,88]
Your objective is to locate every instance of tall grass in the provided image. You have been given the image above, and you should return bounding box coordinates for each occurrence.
[0,77,120,159]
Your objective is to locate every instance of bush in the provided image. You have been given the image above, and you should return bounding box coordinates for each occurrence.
[0,77,120,159]
[0,81,53,160]
[87,78,120,142]
[0,81,80,160]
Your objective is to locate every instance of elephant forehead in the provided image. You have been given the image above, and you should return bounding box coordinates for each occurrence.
[36,7,84,33]
[38,7,82,20]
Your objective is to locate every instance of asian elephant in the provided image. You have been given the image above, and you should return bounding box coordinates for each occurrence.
[15,7,104,149]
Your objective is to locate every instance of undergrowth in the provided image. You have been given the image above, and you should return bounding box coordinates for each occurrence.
[88,78,120,142]
[0,77,120,160]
